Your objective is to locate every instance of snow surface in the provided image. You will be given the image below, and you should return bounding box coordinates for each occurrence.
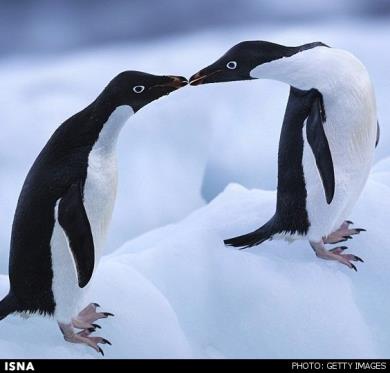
[0,19,390,358]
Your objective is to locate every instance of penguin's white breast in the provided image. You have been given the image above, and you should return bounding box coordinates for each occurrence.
[51,203,81,323]
[83,149,118,263]
[83,105,133,263]
[303,79,377,240]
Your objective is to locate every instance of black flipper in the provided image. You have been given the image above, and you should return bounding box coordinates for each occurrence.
[224,218,276,249]
[0,293,17,321]
[376,121,380,147]
[306,95,335,204]
[58,182,95,288]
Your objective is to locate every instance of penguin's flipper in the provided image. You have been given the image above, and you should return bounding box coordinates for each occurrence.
[306,95,335,204]
[376,121,380,147]
[58,182,95,288]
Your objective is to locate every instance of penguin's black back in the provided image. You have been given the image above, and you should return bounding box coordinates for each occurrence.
[273,87,313,233]
[225,88,316,248]
[8,97,115,315]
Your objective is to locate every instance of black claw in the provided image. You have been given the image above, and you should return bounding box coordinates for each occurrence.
[102,338,112,346]
[93,303,101,308]
[343,235,353,240]
[354,256,364,263]
[350,263,358,272]
[92,324,101,329]
[346,220,354,225]
[98,346,104,356]
[103,312,114,317]
[340,246,348,251]
[332,239,346,244]
[355,228,366,232]
[88,327,96,333]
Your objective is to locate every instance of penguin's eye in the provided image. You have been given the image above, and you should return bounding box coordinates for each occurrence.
[226,61,238,70]
[133,85,145,94]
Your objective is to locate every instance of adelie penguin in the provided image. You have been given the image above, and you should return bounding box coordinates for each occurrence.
[0,71,187,354]
[190,41,379,271]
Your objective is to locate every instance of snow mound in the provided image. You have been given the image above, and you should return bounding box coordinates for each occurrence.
[0,162,389,358]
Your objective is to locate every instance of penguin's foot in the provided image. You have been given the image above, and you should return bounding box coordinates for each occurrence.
[72,318,101,331]
[74,303,114,325]
[58,322,111,355]
[310,240,364,271]
[323,220,366,244]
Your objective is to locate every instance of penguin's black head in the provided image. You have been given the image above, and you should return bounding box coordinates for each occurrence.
[189,41,327,85]
[101,71,188,112]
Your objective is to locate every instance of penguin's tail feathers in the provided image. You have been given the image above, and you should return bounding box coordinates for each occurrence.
[224,219,275,250]
[0,293,17,321]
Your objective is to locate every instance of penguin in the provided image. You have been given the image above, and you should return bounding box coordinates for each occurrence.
[189,41,378,271]
[0,71,188,354]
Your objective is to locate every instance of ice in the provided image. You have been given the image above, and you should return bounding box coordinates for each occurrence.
[1,163,389,357]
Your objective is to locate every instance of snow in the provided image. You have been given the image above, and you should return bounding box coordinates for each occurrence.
[1,19,390,358]
[1,171,390,358]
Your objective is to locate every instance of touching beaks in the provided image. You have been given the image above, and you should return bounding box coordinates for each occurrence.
[189,70,222,86]
[189,72,207,86]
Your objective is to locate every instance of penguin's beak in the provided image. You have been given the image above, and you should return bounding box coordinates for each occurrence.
[190,61,253,86]
[169,75,189,88]
[156,76,188,90]
[189,69,223,86]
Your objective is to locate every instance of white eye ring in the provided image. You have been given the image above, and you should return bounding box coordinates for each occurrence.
[226,61,237,70]
[133,85,145,93]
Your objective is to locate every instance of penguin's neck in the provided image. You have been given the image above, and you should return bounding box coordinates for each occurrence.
[92,105,134,153]
[250,47,366,94]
